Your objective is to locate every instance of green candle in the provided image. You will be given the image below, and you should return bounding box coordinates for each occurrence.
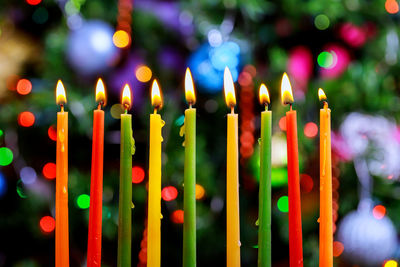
[258,84,272,267]
[118,85,135,267]
[183,68,196,267]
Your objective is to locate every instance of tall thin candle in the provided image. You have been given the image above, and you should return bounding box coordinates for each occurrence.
[258,84,271,267]
[318,88,333,267]
[281,73,303,267]
[55,80,69,267]
[224,67,241,267]
[117,84,134,267]
[147,79,164,267]
[183,68,197,267]
[87,79,106,267]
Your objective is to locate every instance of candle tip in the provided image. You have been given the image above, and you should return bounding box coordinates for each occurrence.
[56,80,67,106]
[121,84,132,110]
[259,83,270,105]
[185,68,196,105]
[224,67,236,108]
[151,79,163,110]
[96,78,106,106]
[281,72,294,106]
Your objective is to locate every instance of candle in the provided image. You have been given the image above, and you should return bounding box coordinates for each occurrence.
[318,88,333,267]
[224,67,241,267]
[281,73,303,267]
[87,79,106,267]
[118,84,134,267]
[257,84,271,267]
[147,79,163,267]
[183,68,196,267]
[55,80,69,267]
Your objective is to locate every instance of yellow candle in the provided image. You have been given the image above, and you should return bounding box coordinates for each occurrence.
[318,88,333,267]
[55,80,69,267]
[147,79,163,267]
[224,67,241,267]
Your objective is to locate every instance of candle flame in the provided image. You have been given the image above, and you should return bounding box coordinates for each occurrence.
[318,88,327,101]
[95,78,106,105]
[151,79,163,110]
[185,68,196,105]
[224,67,236,108]
[259,83,270,105]
[281,72,294,105]
[56,80,67,105]
[121,84,132,109]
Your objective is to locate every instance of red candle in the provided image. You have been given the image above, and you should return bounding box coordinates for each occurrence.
[87,79,106,267]
[281,73,303,267]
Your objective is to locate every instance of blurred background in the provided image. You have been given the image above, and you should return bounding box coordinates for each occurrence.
[1,0,400,266]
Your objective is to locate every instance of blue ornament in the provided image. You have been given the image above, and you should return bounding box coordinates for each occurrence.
[188,42,240,93]
[66,20,118,75]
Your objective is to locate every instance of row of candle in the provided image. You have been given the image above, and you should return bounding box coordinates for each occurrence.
[54,67,333,267]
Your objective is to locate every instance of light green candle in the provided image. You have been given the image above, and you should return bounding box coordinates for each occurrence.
[183,68,196,267]
[258,84,272,267]
[118,85,135,267]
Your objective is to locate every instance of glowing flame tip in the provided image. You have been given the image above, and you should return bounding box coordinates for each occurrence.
[56,80,67,105]
[224,67,236,108]
[185,68,196,105]
[95,78,106,105]
[151,79,163,109]
[259,83,270,105]
[281,72,294,105]
[121,84,132,109]
[318,88,327,102]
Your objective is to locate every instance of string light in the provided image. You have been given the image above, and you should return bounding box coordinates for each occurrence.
[135,65,152,82]
[48,125,57,141]
[304,122,318,138]
[195,184,205,200]
[40,216,55,233]
[277,196,289,212]
[385,260,398,267]
[77,194,90,209]
[279,116,287,131]
[333,241,344,257]
[26,0,41,5]
[386,0,399,14]
[0,147,13,166]
[18,111,35,127]
[132,166,145,184]
[16,79,32,95]
[161,186,178,201]
[113,30,130,48]
[171,209,184,224]
[42,162,56,179]
[373,205,386,220]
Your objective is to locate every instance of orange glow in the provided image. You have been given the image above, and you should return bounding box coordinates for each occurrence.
[135,65,152,82]
[151,79,163,109]
[373,205,386,220]
[121,84,132,109]
[281,73,294,105]
[171,209,184,224]
[318,88,327,102]
[279,116,287,131]
[132,166,145,184]
[332,241,344,257]
[304,122,318,138]
[16,79,32,95]
[384,260,398,267]
[259,83,270,105]
[40,216,55,233]
[386,0,399,14]
[113,30,131,48]
[161,186,178,201]
[56,80,67,105]
[185,68,196,105]
[195,184,205,200]
[48,125,57,141]
[95,78,106,105]
[224,67,236,108]
[43,162,56,179]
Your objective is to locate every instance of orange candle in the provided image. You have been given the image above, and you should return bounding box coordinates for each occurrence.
[55,80,69,267]
[281,73,303,267]
[87,79,106,267]
[318,88,333,267]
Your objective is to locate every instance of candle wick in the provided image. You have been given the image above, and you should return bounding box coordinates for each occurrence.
[124,108,128,114]
[289,104,293,111]
[265,103,268,111]
[323,101,329,110]
[189,103,192,109]
[230,106,234,114]
[153,108,157,114]
[60,104,64,112]
[97,103,102,110]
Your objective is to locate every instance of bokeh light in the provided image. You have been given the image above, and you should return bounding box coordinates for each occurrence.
[16,79,32,95]
[0,173,7,197]
[318,51,334,68]
[304,122,318,138]
[0,147,13,166]
[40,216,55,233]
[386,0,399,14]
[385,260,398,267]
[162,186,178,201]
[195,184,205,200]
[42,163,56,179]
[77,194,90,209]
[333,241,344,257]
[135,65,152,82]
[132,166,145,184]
[18,111,35,127]
[300,174,314,193]
[314,14,330,30]
[113,30,130,48]
[110,104,125,119]
[171,209,184,224]
[26,0,41,5]
[48,125,57,141]
[277,196,289,212]
[373,205,386,220]
[20,166,37,185]
[279,117,287,131]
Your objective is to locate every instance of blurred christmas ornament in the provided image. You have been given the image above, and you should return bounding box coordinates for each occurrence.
[188,42,241,92]
[287,46,313,92]
[66,20,119,75]
[337,208,397,266]
[320,44,350,79]
[340,113,400,180]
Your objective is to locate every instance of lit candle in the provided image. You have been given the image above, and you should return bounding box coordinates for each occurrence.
[183,68,196,267]
[87,79,106,267]
[318,88,333,267]
[147,79,164,267]
[55,80,69,267]
[257,84,271,267]
[118,84,134,267]
[281,73,303,267]
[224,67,241,267]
